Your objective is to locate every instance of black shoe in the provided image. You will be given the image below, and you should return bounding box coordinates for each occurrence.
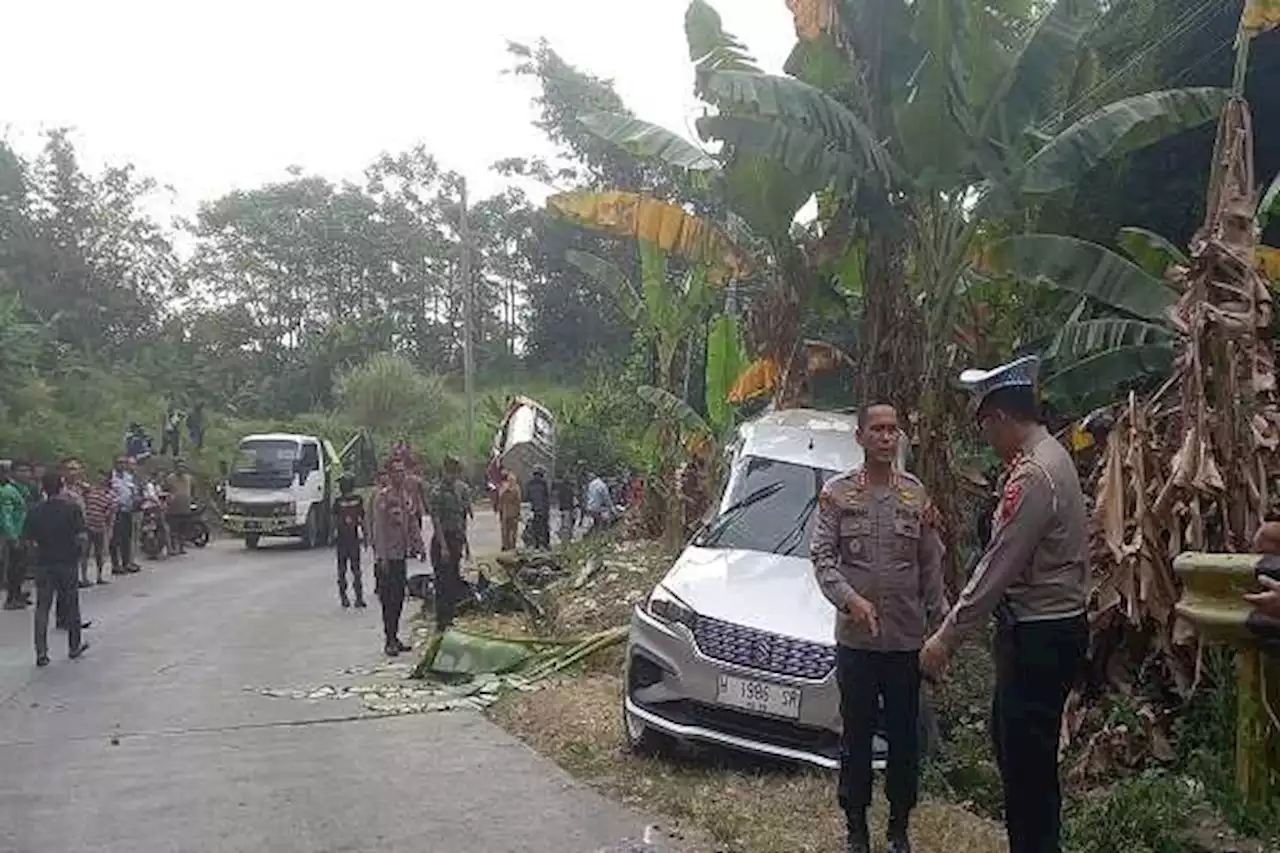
[887,813,911,853]
[846,817,870,853]
[97,578,109,585]
[395,639,412,653]
[384,643,400,657]
[354,598,367,608]
[78,579,93,589]
[36,655,49,667]
[69,641,90,659]
[340,597,350,608]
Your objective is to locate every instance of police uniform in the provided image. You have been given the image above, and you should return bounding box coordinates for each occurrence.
[937,355,1089,853]
[371,481,422,655]
[811,466,948,852]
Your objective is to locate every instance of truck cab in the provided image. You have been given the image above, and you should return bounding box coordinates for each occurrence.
[222,433,338,549]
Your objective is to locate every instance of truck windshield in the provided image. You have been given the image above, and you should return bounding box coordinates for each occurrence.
[693,456,836,558]
[229,440,299,489]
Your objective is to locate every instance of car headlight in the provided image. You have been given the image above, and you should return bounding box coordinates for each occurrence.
[646,584,697,630]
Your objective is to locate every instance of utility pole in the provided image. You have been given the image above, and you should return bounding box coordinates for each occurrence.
[460,177,475,475]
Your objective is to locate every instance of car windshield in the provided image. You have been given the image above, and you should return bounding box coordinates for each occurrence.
[235,440,299,472]
[229,440,299,489]
[694,455,836,558]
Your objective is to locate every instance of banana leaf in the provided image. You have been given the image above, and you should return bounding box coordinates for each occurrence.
[1020,88,1230,196]
[1116,226,1189,277]
[983,234,1177,322]
[686,0,760,78]
[579,113,719,172]
[1047,318,1175,361]
[423,629,570,678]
[566,250,642,324]
[637,384,710,436]
[1043,343,1174,402]
[547,190,752,284]
[705,314,745,434]
[979,0,1099,143]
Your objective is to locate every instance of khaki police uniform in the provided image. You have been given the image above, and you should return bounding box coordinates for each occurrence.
[942,356,1089,853]
[812,466,948,848]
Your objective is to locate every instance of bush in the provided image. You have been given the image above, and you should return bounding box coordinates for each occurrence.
[1063,770,1198,853]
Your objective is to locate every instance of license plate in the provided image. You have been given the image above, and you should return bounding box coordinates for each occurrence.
[715,674,801,719]
[243,520,261,531]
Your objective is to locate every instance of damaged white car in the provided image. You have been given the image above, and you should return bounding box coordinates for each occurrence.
[623,407,936,769]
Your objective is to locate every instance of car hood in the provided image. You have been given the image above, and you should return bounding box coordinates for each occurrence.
[660,546,836,646]
[225,486,295,505]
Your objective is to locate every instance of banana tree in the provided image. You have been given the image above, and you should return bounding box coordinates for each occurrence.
[638,312,747,539]
[563,237,720,545]
[572,1,844,407]
[687,0,1228,589]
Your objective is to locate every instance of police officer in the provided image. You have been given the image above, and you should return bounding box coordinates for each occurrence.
[812,403,948,853]
[920,355,1089,853]
[428,456,468,630]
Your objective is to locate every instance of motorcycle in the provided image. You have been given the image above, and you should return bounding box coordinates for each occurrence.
[139,498,168,559]
[140,500,210,559]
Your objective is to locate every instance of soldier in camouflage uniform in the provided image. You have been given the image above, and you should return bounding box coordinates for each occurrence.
[921,356,1089,853]
[811,403,948,853]
[428,455,467,630]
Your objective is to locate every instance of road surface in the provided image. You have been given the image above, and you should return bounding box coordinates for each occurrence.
[0,514,666,853]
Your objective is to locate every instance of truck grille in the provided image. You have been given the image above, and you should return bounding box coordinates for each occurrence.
[693,616,836,681]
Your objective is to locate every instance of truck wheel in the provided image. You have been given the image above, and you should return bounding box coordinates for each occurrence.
[245,534,260,550]
[301,511,318,549]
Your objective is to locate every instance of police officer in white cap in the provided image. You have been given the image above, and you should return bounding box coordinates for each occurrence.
[919,355,1089,853]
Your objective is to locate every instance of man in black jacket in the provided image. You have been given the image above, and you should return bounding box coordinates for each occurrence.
[25,474,90,667]
[525,467,551,550]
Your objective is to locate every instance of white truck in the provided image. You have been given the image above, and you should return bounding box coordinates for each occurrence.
[221,431,375,549]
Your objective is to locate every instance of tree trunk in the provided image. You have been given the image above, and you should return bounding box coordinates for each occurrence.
[855,225,922,413]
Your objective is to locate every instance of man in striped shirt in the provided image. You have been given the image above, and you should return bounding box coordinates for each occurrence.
[83,470,117,585]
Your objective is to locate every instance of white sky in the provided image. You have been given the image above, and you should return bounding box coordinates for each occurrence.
[2,0,795,225]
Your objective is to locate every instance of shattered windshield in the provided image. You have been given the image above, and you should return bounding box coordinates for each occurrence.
[694,455,836,558]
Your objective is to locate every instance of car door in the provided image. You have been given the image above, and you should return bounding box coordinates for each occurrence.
[297,441,325,518]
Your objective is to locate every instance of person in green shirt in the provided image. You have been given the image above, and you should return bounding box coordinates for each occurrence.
[427,456,468,630]
[1,461,30,609]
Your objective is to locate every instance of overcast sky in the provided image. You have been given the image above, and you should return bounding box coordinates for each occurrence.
[3,0,795,222]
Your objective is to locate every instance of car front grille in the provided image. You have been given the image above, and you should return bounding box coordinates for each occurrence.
[693,616,836,681]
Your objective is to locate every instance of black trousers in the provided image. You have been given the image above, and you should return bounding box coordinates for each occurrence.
[991,614,1087,853]
[110,512,133,569]
[375,558,407,643]
[160,430,180,456]
[529,512,550,549]
[3,539,25,603]
[837,647,921,820]
[35,562,81,658]
[430,531,465,629]
[337,542,363,601]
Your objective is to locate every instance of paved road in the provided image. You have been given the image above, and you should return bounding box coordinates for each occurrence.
[0,515,663,853]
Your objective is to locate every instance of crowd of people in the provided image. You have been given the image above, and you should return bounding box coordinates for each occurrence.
[1,452,201,667]
[491,464,630,552]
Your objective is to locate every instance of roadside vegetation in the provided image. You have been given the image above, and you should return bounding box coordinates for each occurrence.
[5,0,1280,850]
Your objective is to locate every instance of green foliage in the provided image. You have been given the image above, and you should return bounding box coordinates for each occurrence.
[1063,770,1197,853]
[985,234,1178,322]
[1019,88,1230,196]
[333,353,455,436]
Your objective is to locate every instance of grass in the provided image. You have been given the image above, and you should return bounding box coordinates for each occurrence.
[466,537,1008,853]
[491,673,1008,853]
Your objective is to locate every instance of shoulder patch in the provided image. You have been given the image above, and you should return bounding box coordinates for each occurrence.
[995,478,1025,525]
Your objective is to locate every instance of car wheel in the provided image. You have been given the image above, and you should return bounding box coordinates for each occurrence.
[623,703,675,757]
[245,534,260,550]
